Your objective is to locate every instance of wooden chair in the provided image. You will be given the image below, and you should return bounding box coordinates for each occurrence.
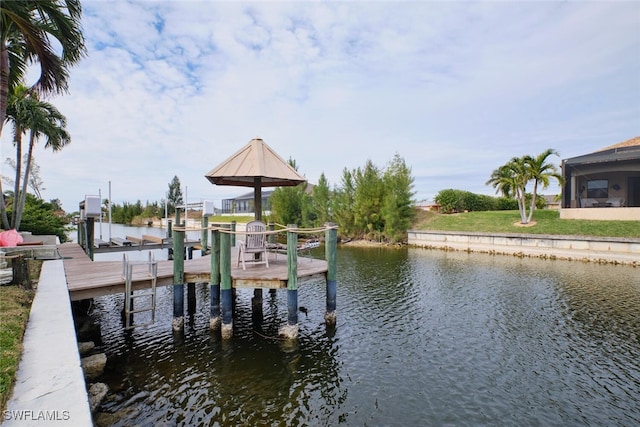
[237,220,269,270]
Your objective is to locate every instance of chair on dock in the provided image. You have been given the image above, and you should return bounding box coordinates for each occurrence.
[237,220,269,270]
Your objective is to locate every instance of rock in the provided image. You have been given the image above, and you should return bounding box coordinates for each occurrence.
[81,353,107,380]
[77,341,95,356]
[88,382,109,413]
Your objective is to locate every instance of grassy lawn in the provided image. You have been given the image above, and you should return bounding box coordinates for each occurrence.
[412,209,640,238]
[0,285,34,411]
[0,260,41,412]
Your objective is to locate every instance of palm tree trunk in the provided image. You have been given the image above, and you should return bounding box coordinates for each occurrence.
[14,132,36,230]
[11,128,23,229]
[517,187,528,224]
[527,181,539,224]
[0,178,10,229]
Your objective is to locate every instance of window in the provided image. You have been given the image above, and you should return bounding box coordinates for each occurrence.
[587,179,608,198]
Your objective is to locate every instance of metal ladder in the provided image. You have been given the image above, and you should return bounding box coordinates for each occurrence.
[122,251,157,329]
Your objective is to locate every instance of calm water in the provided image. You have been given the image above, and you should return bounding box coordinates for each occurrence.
[85,226,640,426]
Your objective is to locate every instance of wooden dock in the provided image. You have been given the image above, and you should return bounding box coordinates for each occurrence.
[58,243,328,301]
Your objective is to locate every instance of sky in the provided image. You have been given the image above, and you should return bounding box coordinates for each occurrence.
[1,0,639,213]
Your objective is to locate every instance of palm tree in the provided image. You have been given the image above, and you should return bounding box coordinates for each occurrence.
[487,156,530,223]
[4,84,70,230]
[524,149,564,223]
[0,0,86,137]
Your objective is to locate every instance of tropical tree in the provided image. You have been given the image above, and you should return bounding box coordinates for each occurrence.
[486,156,529,223]
[487,149,563,224]
[0,0,86,137]
[524,149,564,223]
[4,85,70,230]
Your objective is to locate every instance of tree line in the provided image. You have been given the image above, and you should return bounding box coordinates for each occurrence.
[269,154,415,243]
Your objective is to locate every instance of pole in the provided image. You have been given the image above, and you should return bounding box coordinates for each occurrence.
[108,181,112,242]
[210,227,221,330]
[201,215,209,256]
[279,224,298,339]
[98,188,102,241]
[172,227,185,331]
[220,223,233,339]
[325,223,338,325]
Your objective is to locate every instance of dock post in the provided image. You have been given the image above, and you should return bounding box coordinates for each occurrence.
[201,216,209,255]
[325,223,337,325]
[279,224,299,339]
[86,217,95,260]
[209,228,221,330]
[167,219,173,260]
[220,224,233,339]
[172,227,185,331]
[230,220,236,248]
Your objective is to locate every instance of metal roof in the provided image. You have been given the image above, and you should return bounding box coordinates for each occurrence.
[205,138,306,187]
[563,137,640,166]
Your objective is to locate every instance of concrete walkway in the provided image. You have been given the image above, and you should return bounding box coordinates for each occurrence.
[2,260,92,426]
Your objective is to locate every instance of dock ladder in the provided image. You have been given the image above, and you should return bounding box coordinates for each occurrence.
[122,252,157,329]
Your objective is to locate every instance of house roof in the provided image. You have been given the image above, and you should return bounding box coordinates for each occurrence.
[563,136,640,166]
[596,136,640,152]
[205,138,306,187]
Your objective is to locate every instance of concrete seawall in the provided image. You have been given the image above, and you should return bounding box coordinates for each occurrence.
[407,230,640,266]
[2,260,92,426]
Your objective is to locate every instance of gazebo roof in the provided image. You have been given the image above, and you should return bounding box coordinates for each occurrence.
[204,138,306,187]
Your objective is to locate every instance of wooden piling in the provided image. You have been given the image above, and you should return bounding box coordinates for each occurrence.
[172,227,185,330]
[201,216,209,256]
[167,219,173,260]
[279,224,299,339]
[230,220,236,248]
[325,223,337,325]
[220,224,233,339]
[209,228,221,330]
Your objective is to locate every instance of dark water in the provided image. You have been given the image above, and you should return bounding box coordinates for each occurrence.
[88,244,640,426]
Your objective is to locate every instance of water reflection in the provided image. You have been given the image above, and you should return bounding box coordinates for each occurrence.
[89,244,640,426]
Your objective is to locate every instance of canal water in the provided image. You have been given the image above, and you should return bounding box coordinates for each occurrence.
[83,226,640,426]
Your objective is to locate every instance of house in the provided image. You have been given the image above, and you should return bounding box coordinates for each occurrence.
[220,183,315,216]
[560,136,640,220]
[221,190,274,215]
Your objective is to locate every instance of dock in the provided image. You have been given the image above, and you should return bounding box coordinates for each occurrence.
[59,242,328,301]
[63,222,338,339]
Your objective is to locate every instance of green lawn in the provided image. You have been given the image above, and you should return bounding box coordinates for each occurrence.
[0,286,34,411]
[413,209,640,238]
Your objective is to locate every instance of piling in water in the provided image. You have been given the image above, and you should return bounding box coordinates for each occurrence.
[172,227,185,330]
[325,223,337,325]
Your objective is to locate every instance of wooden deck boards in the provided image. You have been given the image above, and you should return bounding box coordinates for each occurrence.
[58,243,328,301]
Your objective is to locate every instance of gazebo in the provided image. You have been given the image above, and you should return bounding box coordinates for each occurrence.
[204,138,306,220]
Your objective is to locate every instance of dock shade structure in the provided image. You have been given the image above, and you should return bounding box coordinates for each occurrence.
[205,137,307,220]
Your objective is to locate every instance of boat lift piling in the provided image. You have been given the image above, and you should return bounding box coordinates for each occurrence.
[220,224,233,339]
[172,227,185,331]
